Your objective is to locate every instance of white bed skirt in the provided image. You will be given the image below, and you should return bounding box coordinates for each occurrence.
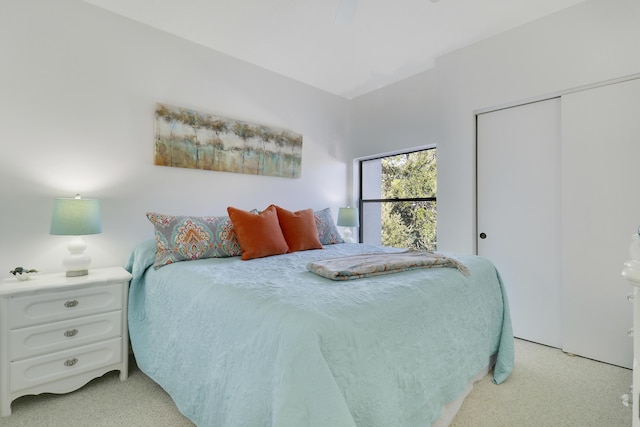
[432,355,496,427]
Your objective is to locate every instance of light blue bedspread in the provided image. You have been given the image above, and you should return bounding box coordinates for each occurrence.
[126,241,513,427]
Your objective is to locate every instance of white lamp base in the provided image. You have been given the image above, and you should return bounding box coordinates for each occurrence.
[63,236,91,277]
[342,227,354,243]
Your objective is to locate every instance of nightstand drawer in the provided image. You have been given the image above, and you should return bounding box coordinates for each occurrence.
[10,283,123,328]
[10,338,122,393]
[10,311,122,360]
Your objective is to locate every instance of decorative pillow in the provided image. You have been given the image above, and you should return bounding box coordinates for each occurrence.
[146,212,241,268]
[227,205,290,260]
[274,206,323,252]
[314,208,345,245]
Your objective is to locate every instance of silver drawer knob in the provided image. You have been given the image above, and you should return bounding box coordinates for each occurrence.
[628,328,634,338]
[64,358,78,367]
[64,300,79,308]
[64,329,79,338]
[628,292,634,301]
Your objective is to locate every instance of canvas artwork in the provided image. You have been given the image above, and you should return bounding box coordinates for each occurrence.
[154,103,303,178]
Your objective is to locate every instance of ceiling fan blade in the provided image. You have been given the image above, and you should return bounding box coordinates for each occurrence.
[334,0,358,26]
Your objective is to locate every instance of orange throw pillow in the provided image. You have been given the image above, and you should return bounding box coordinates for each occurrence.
[227,205,289,260]
[275,205,323,252]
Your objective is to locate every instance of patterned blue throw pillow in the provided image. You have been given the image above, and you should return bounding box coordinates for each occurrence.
[314,208,345,245]
[146,212,242,268]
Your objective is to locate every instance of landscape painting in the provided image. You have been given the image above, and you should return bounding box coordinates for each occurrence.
[154,103,303,178]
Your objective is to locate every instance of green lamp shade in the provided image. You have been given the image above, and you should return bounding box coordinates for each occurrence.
[50,196,102,236]
[337,207,359,227]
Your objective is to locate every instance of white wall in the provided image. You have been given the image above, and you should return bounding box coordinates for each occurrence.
[349,70,439,161]
[0,0,350,274]
[4,0,639,277]
[350,0,640,253]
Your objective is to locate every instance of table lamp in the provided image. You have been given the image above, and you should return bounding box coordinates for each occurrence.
[337,207,359,243]
[50,194,102,277]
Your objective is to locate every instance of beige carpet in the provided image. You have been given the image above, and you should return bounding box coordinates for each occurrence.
[451,339,631,427]
[2,339,632,426]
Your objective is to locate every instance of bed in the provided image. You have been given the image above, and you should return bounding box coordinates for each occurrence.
[125,236,513,427]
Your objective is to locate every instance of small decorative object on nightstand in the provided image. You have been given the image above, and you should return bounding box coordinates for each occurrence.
[0,266,132,417]
[9,267,38,282]
[337,207,359,243]
[50,194,102,277]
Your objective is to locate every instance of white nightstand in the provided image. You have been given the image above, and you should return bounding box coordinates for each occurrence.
[0,266,132,417]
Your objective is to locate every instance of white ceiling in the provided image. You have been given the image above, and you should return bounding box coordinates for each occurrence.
[81,0,586,99]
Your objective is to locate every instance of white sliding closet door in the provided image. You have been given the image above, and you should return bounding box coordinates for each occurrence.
[561,78,640,369]
[477,98,562,348]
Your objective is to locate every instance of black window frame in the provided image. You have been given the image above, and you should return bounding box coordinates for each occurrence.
[358,147,437,246]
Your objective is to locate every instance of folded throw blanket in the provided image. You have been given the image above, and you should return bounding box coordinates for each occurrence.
[307,250,470,281]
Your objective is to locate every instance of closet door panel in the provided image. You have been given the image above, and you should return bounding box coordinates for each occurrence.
[477,98,562,348]
[561,78,640,369]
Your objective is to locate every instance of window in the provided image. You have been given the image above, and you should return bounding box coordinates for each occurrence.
[359,148,437,250]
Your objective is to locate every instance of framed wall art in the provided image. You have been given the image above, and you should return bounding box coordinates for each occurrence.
[154,103,302,178]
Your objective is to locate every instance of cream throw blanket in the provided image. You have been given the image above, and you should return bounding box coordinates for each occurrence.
[307,250,470,281]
